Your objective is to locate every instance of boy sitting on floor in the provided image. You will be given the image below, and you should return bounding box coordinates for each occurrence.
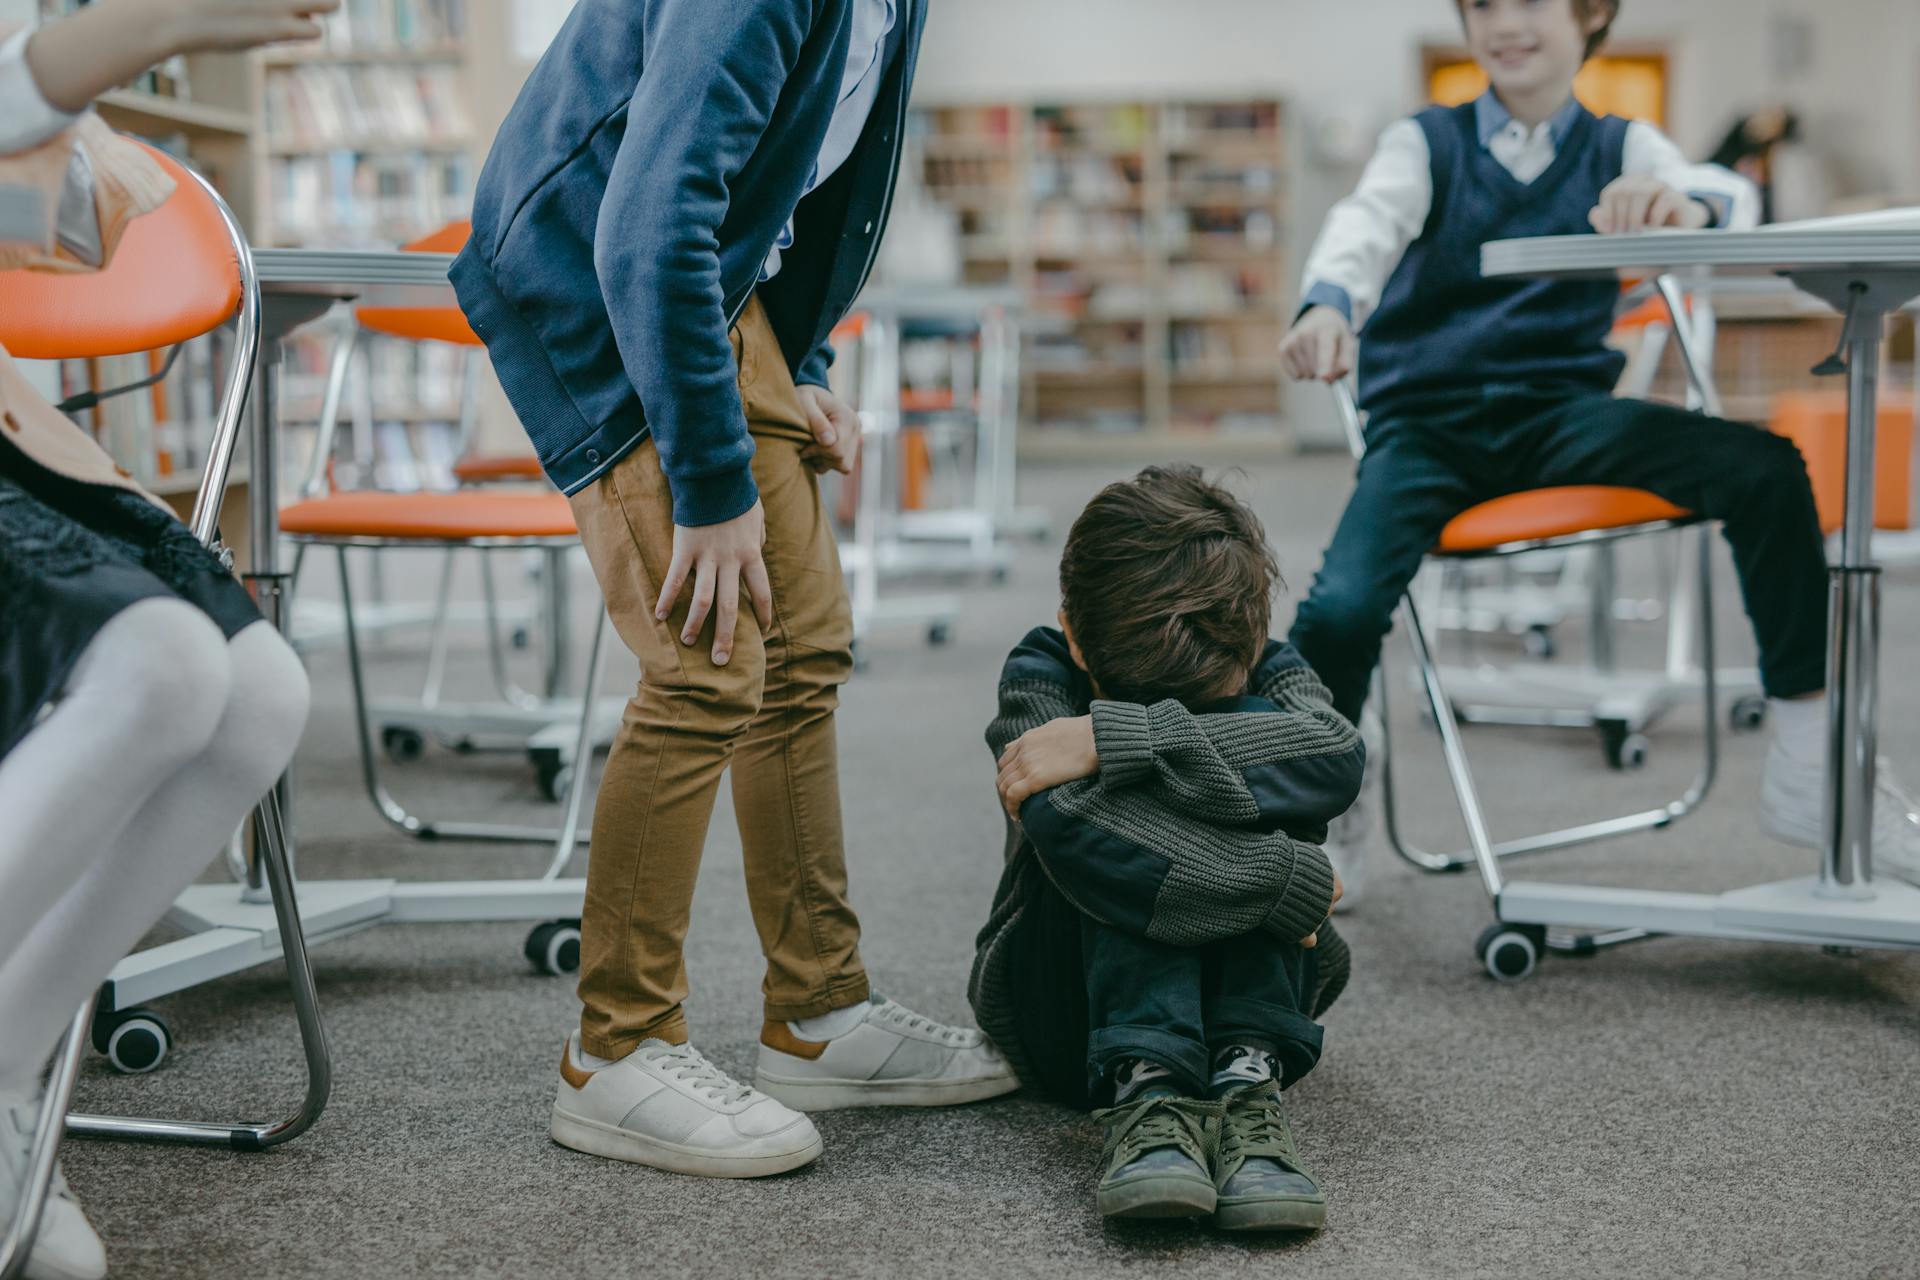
[1283,0,1920,883]
[970,466,1365,1231]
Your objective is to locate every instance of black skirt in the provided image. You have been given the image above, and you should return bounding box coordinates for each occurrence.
[0,434,260,759]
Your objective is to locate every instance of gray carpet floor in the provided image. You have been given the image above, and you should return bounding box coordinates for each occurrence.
[57,454,1920,1279]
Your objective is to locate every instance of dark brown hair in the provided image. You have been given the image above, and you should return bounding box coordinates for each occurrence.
[1457,0,1619,59]
[1059,466,1280,708]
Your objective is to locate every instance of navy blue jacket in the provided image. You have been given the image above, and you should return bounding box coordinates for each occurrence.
[1358,102,1630,421]
[451,0,925,524]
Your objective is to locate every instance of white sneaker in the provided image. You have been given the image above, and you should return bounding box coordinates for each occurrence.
[1323,707,1382,914]
[1760,747,1920,886]
[1,1096,107,1280]
[549,1035,822,1178]
[754,997,1019,1111]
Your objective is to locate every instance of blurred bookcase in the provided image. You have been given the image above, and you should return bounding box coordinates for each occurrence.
[33,0,485,501]
[909,97,1294,459]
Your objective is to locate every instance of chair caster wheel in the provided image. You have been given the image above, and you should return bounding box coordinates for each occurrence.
[382,726,427,764]
[928,622,952,647]
[1523,623,1557,660]
[1475,923,1544,982]
[511,626,532,651]
[530,748,570,803]
[1730,695,1767,732]
[991,567,1010,585]
[526,920,583,976]
[92,1008,171,1074]
[1600,721,1648,770]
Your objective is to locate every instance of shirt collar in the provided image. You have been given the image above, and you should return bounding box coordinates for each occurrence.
[1473,91,1584,149]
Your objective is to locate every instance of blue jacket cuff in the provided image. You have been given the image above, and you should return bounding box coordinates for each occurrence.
[1298,281,1354,326]
[1691,191,1734,229]
[669,461,761,528]
[796,338,835,389]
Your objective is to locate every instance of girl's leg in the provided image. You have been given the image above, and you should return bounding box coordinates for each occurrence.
[0,600,231,1090]
[0,621,308,1091]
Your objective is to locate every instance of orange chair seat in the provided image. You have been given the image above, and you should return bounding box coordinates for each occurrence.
[1437,487,1691,556]
[280,490,577,542]
[453,453,548,484]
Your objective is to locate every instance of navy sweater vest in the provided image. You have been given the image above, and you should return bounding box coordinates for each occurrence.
[1356,102,1630,421]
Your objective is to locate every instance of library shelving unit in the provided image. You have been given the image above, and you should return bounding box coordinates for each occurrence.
[909,97,1294,460]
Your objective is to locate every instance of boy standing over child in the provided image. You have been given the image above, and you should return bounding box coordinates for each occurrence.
[972,466,1364,1230]
[1281,0,1920,879]
[455,0,1016,1181]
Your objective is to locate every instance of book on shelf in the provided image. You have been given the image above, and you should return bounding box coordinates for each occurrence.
[319,0,468,52]
[265,62,471,149]
[32,332,236,490]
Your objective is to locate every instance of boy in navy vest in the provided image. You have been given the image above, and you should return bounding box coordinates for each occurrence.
[1278,0,1920,890]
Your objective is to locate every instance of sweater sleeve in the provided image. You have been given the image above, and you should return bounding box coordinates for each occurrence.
[1088,641,1365,839]
[1020,785,1338,948]
[986,626,1090,758]
[593,0,811,527]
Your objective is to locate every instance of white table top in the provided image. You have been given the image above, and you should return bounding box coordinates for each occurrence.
[1484,227,1920,279]
[254,248,457,310]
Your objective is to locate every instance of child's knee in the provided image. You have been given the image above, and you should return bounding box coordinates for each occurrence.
[87,600,232,759]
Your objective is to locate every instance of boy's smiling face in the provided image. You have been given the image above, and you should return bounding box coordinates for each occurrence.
[1460,0,1607,108]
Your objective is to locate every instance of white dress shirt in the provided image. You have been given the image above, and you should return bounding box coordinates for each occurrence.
[0,26,78,155]
[1302,93,1761,331]
[760,0,897,282]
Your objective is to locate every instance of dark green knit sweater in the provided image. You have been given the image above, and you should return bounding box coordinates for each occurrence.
[968,628,1362,1103]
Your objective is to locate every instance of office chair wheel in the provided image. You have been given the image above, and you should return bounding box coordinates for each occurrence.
[1475,923,1544,982]
[991,567,1010,585]
[530,747,570,803]
[1600,721,1649,771]
[382,726,427,764]
[525,920,583,976]
[1523,623,1557,660]
[1730,695,1768,732]
[91,1008,171,1074]
[928,622,952,647]
[511,626,532,651]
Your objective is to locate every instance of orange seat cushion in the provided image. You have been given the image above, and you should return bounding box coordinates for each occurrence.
[0,146,241,358]
[280,490,577,541]
[453,453,548,484]
[1768,391,1913,534]
[1437,487,1691,555]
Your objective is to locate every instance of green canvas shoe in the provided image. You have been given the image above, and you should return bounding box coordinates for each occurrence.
[1092,1094,1219,1220]
[1211,1083,1326,1232]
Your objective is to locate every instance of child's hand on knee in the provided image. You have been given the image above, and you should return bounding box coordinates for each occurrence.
[1589,176,1712,235]
[1280,307,1356,383]
[996,715,1098,819]
[1300,873,1342,948]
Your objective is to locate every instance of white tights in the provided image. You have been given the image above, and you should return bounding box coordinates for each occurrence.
[0,601,310,1092]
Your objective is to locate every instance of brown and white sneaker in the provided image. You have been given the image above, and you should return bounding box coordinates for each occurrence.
[753,996,1019,1111]
[549,1033,822,1178]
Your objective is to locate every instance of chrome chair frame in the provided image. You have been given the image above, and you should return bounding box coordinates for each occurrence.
[1,164,328,1280]
[1340,275,1728,896]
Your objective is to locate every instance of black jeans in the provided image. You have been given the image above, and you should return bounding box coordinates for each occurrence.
[1082,916,1324,1102]
[1288,389,1831,724]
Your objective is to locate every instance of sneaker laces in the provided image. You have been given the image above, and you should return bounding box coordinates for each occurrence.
[648,1044,754,1107]
[874,999,978,1047]
[1217,1088,1301,1175]
[1093,1095,1217,1168]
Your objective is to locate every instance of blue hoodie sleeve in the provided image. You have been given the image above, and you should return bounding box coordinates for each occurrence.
[592,0,813,527]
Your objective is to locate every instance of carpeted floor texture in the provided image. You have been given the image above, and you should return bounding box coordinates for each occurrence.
[57,454,1920,1279]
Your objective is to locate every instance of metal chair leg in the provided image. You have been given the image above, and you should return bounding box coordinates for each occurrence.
[539,608,611,882]
[0,1005,90,1280]
[1381,529,1723,883]
[66,788,332,1151]
[337,545,594,845]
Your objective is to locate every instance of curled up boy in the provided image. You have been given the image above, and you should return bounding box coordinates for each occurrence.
[969,467,1365,1230]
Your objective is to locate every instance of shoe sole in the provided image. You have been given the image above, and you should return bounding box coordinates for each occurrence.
[549,1106,822,1179]
[1097,1175,1218,1220]
[753,1069,1020,1112]
[1215,1195,1328,1232]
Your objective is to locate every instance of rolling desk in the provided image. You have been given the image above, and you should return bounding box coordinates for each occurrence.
[1471,222,1920,965]
[98,251,590,1071]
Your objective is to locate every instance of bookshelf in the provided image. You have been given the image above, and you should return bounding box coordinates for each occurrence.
[910,97,1294,458]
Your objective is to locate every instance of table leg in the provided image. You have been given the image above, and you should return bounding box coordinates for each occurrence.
[1822,306,1886,896]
